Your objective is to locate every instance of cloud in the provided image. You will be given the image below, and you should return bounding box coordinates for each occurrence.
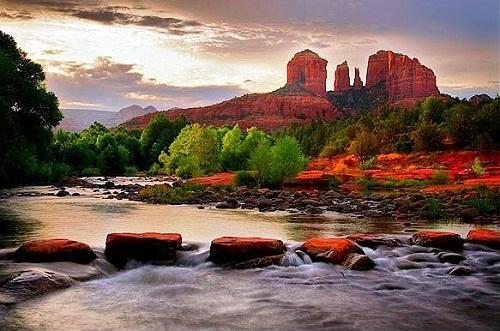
[45,57,248,110]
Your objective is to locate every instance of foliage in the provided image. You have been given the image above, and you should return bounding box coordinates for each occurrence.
[350,129,380,162]
[249,136,307,187]
[465,187,500,215]
[359,156,377,170]
[0,31,62,186]
[422,198,445,219]
[471,157,484,177]
[138,183,206,204]
[234,170,258,188]
[81,167,101,177]
[412,122,444,151]
[429,170,449,184]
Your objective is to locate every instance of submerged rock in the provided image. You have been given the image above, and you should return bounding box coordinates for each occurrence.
[448,266,472,276]
[56,190,70,197]
[411,231,464,250]
[0,269,74,304]
[300,238,364,264]
[342,253,375,271]
[466,229,500,249]
[346,234,401,248]
[105,232,182,268]
[437,252,466,264]
[209,237,286,265]
[14,239,96,264]
[234,254,285,269]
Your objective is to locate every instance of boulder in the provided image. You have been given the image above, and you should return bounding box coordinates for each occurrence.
[105,232,182,267]
[209,237,286,265]
[300,238,364,264]
[461,207,480,221]
[466,229,500,249]
[14,239,96,264]
[334,61,350,92]
[437,252,466,264]
[56,190,70,197]
[342,253,375,271]
[411,231,464,250]
[346,234,400,248]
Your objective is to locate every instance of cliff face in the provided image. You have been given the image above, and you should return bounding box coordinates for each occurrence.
[366,50,439,103]
[286,49,328,96]
[124,91,338,131]
[334,61,350,92]
[353,67,363,89]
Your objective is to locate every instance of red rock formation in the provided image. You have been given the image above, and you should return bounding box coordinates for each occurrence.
[105,232,182,267]
[300,238,364,264]
[287,49,327,96]
[14,239,96,264]
[353,67,363,89]
[366,50,439,103]
[334,61,350,92]
[210,236,286,265]
[124,91,339,131]
[411,231,464,250]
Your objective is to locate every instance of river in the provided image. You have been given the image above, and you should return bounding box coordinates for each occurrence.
[0,184,499,330]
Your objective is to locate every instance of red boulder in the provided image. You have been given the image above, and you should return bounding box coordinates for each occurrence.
[411,231,464,250]
[14,239,96,264]
[105,232,182,268]
[209,236,286,265]
[300,238,364,264]
[467,229,500,249]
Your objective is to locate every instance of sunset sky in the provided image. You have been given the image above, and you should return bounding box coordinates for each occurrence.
[1,0,499,110]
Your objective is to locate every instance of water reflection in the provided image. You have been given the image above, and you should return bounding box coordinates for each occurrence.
[0,205,40,248]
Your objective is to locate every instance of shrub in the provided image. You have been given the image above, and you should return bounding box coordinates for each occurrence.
[413,122,444,151]
[359,156,377,170]
[81,167,101,177]
[175,155,202,179]
[147,163,161,175]
[138,183,206,204]
[422,198,444,219]
[471,157,484,177]
[124,166,137,176]
[327,175,343,189]
[430,170,449,184]
[465,187,500,215]
[234,170,258,187]
[349,130,380,162]
[250,136,307,187]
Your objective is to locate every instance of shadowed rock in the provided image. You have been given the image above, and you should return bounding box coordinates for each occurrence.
[105,232,182,268]
[411,231,464,250]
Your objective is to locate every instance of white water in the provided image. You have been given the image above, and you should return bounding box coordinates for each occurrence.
[0,186,499,330]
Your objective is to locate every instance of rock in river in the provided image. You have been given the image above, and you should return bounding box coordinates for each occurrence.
[466,229,500,249]
[209,237,286,265]
[14,239,97,264]
[411,231,464,250]
[105,232,182,268]
[300,238,364,264]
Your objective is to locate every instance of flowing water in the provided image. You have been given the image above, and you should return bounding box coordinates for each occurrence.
[0,185,499,330]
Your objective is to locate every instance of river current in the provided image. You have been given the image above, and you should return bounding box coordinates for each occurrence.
[0,184,499,331]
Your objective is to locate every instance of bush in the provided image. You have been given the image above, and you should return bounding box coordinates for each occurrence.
[250,136,307,187]
[81,167,101,177]
[413,122,444,151]
[175,155,202,179]
[327,175,343,189]
[147,163,161,175]
[349,130,380,162]
[138,183,206,204]
[124,166,137,176]
[234,170,258,187]
[359,156,377,170]
[430,170,449,184]
[466,187,500,215]
[471,157,484,177]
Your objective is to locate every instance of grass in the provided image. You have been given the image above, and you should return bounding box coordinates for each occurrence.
[357,176,429,190]
[429,170,449,184]
[234,170,258,188]
[422,198,445,219]
[359,157,377,170]
[465,186,500,215]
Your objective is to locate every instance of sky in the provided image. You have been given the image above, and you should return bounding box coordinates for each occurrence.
[0,0,498,111]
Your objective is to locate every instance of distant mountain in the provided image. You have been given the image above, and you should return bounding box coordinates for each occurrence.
[58,105,158,132]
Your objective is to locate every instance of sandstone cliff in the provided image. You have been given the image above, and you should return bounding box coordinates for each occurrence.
[286,49,328,96]
[334,61,350,92]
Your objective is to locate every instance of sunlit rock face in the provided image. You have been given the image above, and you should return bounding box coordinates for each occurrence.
[334,61,351,92]
[353,67,363,89]
[286,49,328,96]
[366,50,440,103]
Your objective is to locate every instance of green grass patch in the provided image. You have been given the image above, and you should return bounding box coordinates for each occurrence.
[138,183,207,204]
[422,198,445,219]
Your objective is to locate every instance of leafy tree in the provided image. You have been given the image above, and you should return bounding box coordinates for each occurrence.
[0,31,62,186]
[413,122,444,151]
[221,124,244,170]
[349,129,380,162]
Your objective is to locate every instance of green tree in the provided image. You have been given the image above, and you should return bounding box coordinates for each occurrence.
[349,129,380,162]
[413,122,444,151]
[220,124,244,170]
[0,31,62,186]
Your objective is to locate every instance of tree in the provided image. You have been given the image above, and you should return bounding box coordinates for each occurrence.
[413,122,444,151]
[220,124,244,170]
[445,103,475,147]
[0,31,62,186]
[349,129,380,162]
